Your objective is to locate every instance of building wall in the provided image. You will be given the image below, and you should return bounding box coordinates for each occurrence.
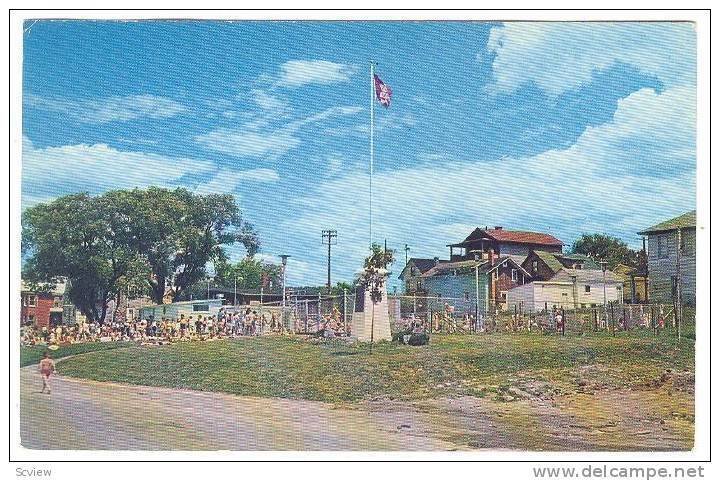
[522,251,559,281]
[21,293,62,328]
[508,281,623,313]
[646,228,696,305]
[498,242,562,257]
[139,300,224,321]
[422,273,487,314]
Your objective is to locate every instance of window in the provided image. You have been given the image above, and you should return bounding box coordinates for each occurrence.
[658,234,669,259]
[53,297,62,308]
[28,295,37,307]
[584,285,591,294]
[500,291,507,300]
[193,304,209,312]
[416,280,422,289]
[532,260,539,272]
[511,269,518,282]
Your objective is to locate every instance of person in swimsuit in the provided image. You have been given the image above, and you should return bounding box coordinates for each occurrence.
[38,351,56,394]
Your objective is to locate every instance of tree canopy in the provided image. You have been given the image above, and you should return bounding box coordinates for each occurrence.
[569,234,641,270]
[22,187,259,321]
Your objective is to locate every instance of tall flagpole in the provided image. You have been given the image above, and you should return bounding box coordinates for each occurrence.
[370,61,374,248]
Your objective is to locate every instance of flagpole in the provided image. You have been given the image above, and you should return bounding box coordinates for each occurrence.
[370,61,374,248]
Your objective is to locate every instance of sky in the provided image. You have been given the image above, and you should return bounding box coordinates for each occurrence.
[21,21,697,288]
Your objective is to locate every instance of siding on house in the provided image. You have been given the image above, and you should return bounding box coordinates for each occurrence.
[640,211,696,306]
[422,271,488,314]
[507,269,623,312]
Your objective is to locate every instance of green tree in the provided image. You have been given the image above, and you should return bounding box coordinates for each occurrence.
[570,234,640,270]
[213,257,282,291]
[358,243,395,303]
[22,193,140,322]
[104,187,259,304]
[22,187,260,316]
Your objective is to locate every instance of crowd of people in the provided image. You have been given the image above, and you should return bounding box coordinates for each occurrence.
[20,308,289,347]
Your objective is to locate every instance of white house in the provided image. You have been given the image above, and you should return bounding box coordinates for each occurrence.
[507,268,623,313]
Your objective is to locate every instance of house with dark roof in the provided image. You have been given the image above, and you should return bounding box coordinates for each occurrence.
[446,226,563,265]
[522,250,600,281]
[398,257,443,295]
[638,210,696,306]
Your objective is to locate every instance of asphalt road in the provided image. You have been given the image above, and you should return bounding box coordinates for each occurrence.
[20,365,457,451]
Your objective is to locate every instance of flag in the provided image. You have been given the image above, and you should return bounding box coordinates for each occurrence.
[374,74,392,108]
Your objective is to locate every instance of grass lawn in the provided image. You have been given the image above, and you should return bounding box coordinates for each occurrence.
[20,342,133,368]
[54,331,694,404]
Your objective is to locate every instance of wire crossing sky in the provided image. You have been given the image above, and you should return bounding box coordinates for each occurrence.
[22,21,696,287]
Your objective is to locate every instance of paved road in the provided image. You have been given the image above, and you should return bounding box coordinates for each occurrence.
[20,365,458,451]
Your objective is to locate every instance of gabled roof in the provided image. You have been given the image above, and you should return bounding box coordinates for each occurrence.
[638,210,696,235]
[422,256,531,279]
[449,227,563,247]
[535,250,565,273]
[408,258,439,273]
[555,253,601,270]
[398,258,444,279]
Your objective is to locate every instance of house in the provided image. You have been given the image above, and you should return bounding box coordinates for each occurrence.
[420,255,532,313]
[20,281,68,328]
[523,250,600,281]
[638,210,696,306]
[446,226,563,265]
[398,257,444,294]
[613,263,648,304]
[507,268,623,313]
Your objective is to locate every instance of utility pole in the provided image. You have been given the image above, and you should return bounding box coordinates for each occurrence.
[404,244,410,266]
[641,236,649,303]
[600,261,608,330]
[676,227,682,341]
[322,230,337,290]
[280,255,290,309]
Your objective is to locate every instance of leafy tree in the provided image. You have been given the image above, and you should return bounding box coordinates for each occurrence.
[22,187,260,318]
[22,193,139,322]
[213,256,282,291]
[328,281,354,296]
[358,243,395,303]
[103,187,259,304]
[570,234,640,270]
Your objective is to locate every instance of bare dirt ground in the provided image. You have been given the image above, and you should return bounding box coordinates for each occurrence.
[20,364,693,451]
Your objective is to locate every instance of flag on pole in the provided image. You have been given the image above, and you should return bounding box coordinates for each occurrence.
[374,74,392,108]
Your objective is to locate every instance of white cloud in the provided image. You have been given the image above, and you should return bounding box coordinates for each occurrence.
[194,168,279,196]
[21,137,213,207]
[195,129,301,158]
[195,105,362,159]
[281,85,695,285]
[276,60,358,88]
[21,137,278,210]
[486,22,696,96]
[25,94,187,123]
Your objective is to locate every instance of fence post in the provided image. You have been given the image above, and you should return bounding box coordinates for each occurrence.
[561,307,565,336]
[610,303,615,337]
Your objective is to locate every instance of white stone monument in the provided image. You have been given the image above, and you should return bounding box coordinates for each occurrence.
[351,268,392,342]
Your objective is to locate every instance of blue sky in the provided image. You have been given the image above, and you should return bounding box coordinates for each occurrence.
[22,21,696,288]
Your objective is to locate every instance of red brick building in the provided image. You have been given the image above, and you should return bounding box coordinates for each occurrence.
[21,282,66,328]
